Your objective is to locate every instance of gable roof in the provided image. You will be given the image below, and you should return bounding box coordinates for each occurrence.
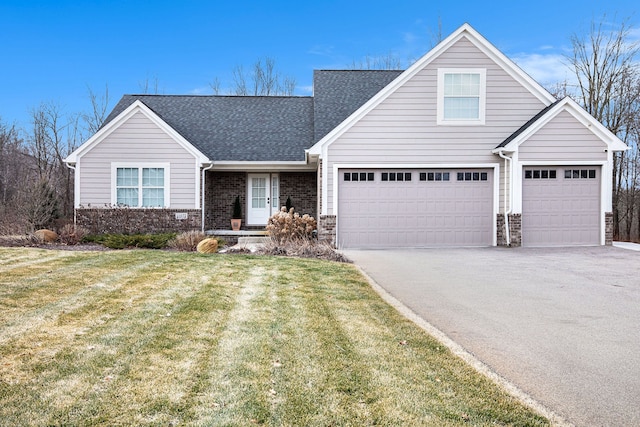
[307,23,557,155]
[313,70,403,141]
[103,95,315,162]
[65,100,210,164]
[495,97,629,152]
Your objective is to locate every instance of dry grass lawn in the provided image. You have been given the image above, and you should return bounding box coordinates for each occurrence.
[0,248,549,426]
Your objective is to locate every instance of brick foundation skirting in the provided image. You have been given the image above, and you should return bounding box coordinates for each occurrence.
[605,212,613,245]
[76,208,202,234]
[318,215,336,248]
[496,213,522,247]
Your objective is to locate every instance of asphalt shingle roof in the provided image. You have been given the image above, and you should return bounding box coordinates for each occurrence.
[313,70,403,141]
[496,99,561,149]
[104,95,314,162]
[102,70,404,162]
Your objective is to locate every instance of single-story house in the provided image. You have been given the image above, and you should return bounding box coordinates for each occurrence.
[65,23,628,248]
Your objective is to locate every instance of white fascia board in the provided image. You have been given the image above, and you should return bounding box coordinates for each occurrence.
[499,97,629,153]
[307,23,556,156]
[211,161,316,172]
[64,100,211,165]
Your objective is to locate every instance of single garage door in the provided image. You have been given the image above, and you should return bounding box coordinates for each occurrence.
[522,166,600,246]
[338,169,493,248]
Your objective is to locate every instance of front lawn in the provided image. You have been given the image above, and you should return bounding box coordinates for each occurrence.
[0,248,548,426]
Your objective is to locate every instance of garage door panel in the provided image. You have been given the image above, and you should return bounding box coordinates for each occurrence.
[523,166,600,246]
[338,169,493,248]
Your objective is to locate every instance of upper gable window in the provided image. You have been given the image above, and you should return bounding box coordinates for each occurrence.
[437,69,486,125]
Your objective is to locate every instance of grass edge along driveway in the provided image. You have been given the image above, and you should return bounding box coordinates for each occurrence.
[0,248,549,426]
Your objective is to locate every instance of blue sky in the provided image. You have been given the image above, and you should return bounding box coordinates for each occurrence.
[1,0,638,134]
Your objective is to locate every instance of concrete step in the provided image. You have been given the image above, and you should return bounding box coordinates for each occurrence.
[238,236,271,244]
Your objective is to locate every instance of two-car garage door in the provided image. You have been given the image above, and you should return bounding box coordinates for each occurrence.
[338,169,493,248]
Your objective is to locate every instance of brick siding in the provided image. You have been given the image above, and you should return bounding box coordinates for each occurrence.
[318,215,336,247]
[278,172,317,218]
[76,208,201,234]
[205,172,247,230]
[496,213,522,247]
[605,212,613,245]
[205,171,318,231]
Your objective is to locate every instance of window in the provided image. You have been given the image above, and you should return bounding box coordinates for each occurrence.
[438,69,486,125]
[420,171,450,181]
[381,172,411,182]
[113,163,169,207]
[524,169,557,179]
[344,171,374,182]
[564,169,597,179]
[457,171,488,181]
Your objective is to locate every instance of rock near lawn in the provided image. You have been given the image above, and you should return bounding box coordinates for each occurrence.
[196,238,219,254]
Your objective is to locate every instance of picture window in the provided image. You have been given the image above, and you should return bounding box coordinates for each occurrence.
[114,165,167,208]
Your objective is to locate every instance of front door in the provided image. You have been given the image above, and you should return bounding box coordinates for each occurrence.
[247,174,279,225]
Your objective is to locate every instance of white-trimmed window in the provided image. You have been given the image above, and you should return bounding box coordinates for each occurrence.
[437,68,486,125]
[112,163,170,207]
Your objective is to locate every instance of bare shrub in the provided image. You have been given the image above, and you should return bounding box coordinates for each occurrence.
[169,230,207,251]
[0,234,41,247]
[266,207,317,243]
[259,237,351,263]
[58,224,89,245]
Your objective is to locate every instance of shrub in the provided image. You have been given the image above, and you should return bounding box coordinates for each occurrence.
[89,233,176,249]
[168,230,207,251]
[259,237,350,262]
[266,207,317,243]
[58,224,89,245]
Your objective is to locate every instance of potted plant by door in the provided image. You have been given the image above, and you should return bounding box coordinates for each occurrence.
[231,196,242,231]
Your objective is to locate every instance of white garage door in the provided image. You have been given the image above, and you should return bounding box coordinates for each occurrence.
[522,167,600,246]
[338,169,493,248]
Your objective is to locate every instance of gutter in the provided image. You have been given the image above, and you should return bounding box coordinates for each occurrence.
[201,162,215,232]
[495,150,513,246]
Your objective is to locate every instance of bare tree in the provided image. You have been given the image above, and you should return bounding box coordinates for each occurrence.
[84,84,110,134]
[139,74,161,94]
[566,16,640,240]
[210,77,222,95]
[350,53,403,70]
[213,57,297,96]
[28,102,79,221]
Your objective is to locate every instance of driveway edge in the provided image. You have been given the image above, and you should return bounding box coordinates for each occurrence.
[353,264,573,427]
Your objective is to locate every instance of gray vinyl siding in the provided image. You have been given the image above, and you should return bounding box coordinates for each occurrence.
[325,36,547,213]
[78,111,199,208]
[518,111,608,162]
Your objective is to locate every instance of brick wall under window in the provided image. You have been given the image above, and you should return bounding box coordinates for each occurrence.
[76,208,201,234]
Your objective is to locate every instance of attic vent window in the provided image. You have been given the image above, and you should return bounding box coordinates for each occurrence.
[437,69,486,125]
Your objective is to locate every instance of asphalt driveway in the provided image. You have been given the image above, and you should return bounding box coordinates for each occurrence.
[343,246,640,427]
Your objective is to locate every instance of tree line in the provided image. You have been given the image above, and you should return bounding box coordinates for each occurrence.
[1,19,639,241]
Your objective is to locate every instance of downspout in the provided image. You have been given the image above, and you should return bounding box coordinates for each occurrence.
[201,163,215,233]
[496,150,512,246]
[66,163,77,227]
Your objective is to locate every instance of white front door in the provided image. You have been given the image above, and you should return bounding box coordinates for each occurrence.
[247,174,279,225]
